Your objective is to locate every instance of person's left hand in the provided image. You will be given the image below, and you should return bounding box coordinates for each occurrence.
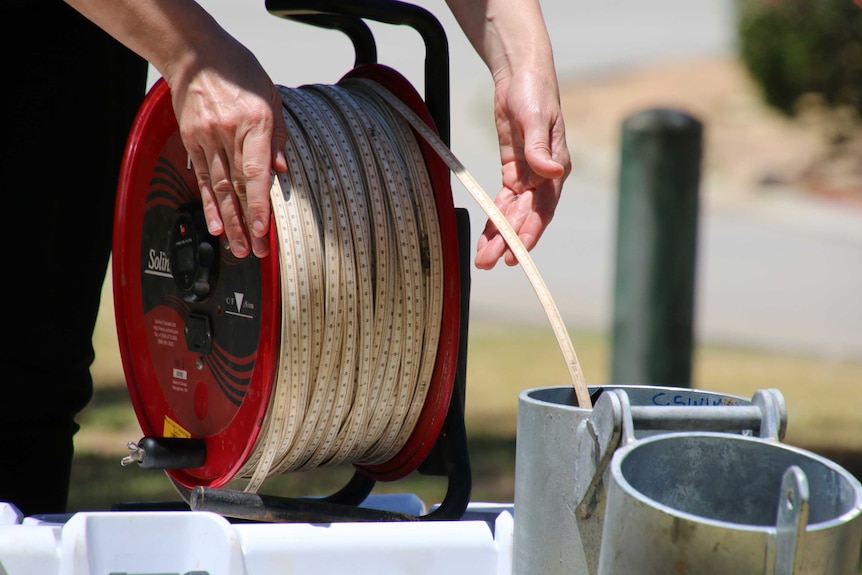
[474,67,571,270]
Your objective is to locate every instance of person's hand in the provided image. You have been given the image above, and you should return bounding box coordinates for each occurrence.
[60,0,289,259]
[474,67,571,270]
[167,35,288,259]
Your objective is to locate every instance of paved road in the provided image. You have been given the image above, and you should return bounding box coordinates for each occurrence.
[183,0,861,360]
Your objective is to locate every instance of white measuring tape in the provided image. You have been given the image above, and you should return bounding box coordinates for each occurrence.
[363,78,590,406]
[234,74,590,493]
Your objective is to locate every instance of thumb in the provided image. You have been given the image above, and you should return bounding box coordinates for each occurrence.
[523,120,565,179]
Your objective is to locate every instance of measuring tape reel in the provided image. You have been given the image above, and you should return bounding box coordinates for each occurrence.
[113,63,462,494]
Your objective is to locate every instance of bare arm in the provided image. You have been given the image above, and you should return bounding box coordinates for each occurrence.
[446,0,571,269]
[65,0,288,259]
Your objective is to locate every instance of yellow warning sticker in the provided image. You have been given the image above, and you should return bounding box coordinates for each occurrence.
[163,415,191,439]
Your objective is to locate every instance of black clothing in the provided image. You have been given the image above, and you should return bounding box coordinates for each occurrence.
[2,0,148,516]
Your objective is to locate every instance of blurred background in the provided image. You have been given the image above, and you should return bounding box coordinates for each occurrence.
[76,0,861,527]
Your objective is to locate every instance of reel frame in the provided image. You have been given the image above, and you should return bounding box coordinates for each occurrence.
[114,0,472,522]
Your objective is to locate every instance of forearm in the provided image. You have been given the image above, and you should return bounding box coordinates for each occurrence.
[64,0,287,260]
[445,0,556,82]
[62,0,233,87]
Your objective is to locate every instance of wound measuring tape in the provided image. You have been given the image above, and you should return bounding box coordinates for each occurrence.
[113,62,588,496]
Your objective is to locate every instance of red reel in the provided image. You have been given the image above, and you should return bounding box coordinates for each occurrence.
[113,77,281,489]
[113,64,460,489]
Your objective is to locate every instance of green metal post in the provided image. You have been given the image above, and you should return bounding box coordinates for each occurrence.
[610,108,703,388]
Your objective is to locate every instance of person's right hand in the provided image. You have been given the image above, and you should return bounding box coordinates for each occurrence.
[62,0,290,259]
[166,33,288,259]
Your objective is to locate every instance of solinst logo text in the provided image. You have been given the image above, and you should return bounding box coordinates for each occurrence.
[145,248,173,278]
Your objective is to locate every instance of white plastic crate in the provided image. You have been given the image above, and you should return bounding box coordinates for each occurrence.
[0,501,514,575]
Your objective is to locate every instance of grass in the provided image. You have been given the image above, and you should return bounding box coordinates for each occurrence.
[73,318,862,507]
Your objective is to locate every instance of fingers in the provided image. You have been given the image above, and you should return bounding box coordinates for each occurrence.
[475,210,505,271]
[190,146,223,238]
[176,71,287,260]
[477,107,569,269]
[190,127,286,260]
[195,145,254,259]
[237,130,275,259]
[475,189,537,270]
[235,92,289,258]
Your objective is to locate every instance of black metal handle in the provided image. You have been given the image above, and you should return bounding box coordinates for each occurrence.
[265,0,450,146]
